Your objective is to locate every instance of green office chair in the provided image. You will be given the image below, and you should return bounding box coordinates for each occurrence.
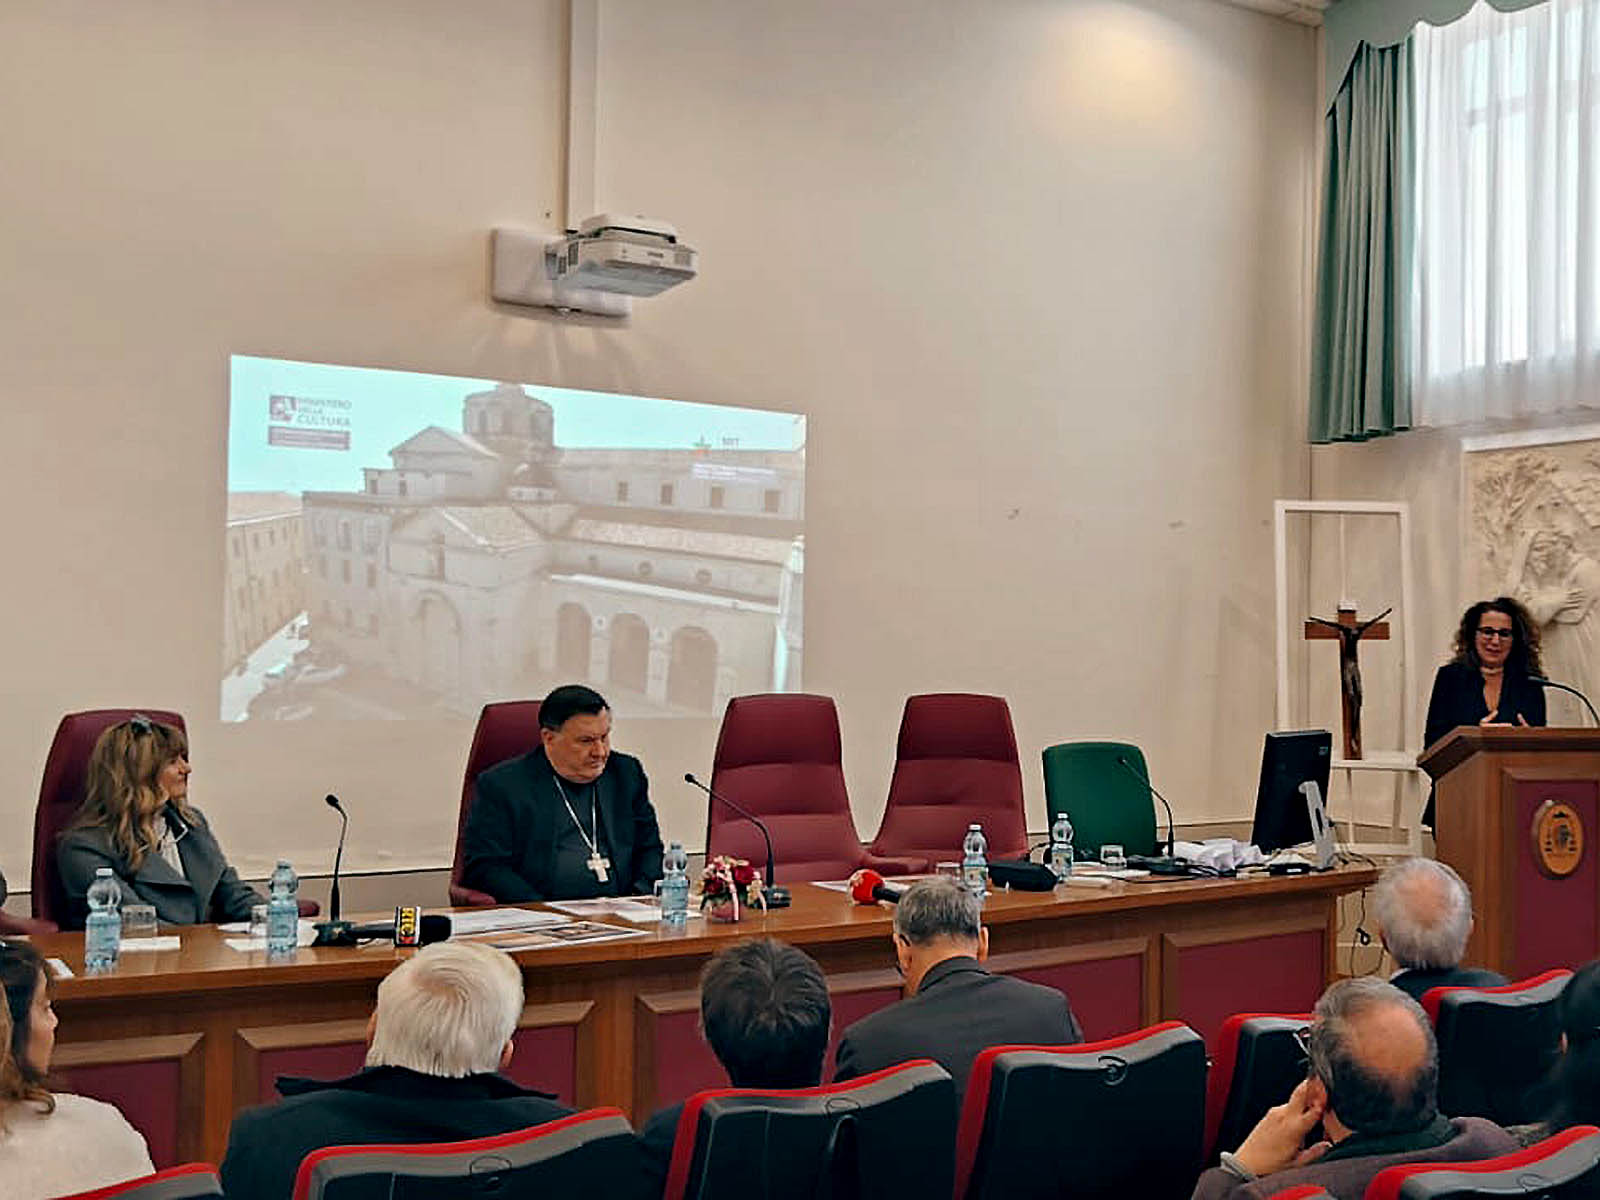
[1041,741,1160,861]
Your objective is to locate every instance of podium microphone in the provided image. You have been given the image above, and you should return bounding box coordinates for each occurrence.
[1531,676,1600,728]
[849,869,905,906]
[313,794,357,947]
[683,773,792,908]
[1114,756,1188,874]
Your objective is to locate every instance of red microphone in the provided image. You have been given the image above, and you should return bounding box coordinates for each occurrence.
[849,869,905,906]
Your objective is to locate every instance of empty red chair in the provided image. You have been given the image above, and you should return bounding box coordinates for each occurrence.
[955,1021,1207,1200]
[34,709,185,925]
[664,1059,955,1200]
[51,1163,223,1200]
[706,694,917,882]
[1422,969,1572,1126]
[1367,1124,1600,1199]
[451,700,543,906]
[869,694,1029,871]
[1205,1013,1311,1161]
[292,1108,643,1200]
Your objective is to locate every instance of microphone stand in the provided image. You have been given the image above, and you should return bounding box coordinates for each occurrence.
[684,774,792,908]
[1114,756,1187,873]
[1531,676,1600,728]
[313,794,357,946]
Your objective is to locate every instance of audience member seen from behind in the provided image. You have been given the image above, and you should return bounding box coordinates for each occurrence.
[1422,597,1547,828]
[56,715,263,928]
[220,941,570,1200]
[0,940,153,1199]
[638,938,832,1196]
[832,875,1081,1102]
[1194,977,1516,1199]
[1507,957,1600,1147]
[1375,858,1506,1003]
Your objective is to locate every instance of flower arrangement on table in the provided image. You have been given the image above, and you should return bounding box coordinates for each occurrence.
[700,855,766,922]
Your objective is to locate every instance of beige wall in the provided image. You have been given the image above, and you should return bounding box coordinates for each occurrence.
[0,0,1318,890]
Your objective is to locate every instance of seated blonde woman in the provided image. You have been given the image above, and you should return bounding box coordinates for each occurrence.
[57,715,262,928]
[0,940,152,1198]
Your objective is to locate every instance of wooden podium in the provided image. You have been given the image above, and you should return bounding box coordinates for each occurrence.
[1419,727,1600,979]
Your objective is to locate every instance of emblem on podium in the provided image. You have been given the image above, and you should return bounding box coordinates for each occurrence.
[1531,799,1585,878]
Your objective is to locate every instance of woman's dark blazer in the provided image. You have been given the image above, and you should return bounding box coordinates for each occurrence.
[57,807,263,929]
[1421,660,1547,827]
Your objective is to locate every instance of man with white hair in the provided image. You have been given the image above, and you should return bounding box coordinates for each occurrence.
[1374,858,1506,1003]
[220,942,570,1200]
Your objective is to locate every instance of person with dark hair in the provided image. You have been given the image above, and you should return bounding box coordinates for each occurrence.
[832,876,1081,1103]
[0,940,152,1197]
[637,938,831,1196]
[1508,957,1600,1146]
[1421,597,1547,829]
[57,715,262,928]
[461,684,664,902]
[1194,977,1516,1199]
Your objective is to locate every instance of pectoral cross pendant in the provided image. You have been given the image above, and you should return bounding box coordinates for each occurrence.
[587,854,611,883]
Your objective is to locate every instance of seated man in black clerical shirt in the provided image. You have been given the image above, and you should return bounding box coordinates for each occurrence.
[462,683,665,902]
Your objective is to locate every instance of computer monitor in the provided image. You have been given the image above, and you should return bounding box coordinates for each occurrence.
[1250,729,1332,853]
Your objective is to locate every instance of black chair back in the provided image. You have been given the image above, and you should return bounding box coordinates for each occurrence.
[1425,971,1571,1126]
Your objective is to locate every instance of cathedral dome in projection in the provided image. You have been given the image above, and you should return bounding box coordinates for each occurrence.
[462,381,554,444]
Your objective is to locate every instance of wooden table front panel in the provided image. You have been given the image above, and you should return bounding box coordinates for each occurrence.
[37,867,1374,1165]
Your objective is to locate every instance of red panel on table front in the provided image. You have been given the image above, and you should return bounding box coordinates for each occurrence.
[58,1059,182,1169]
[1009,952,1145,1040]
[1514,779,1600,979]
[1172,929,1324,1049]
[645,1009,725,1113]
[254,1042,369,1104]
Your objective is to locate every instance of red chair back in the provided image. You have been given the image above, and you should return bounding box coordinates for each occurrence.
[1366,1124,1600,1199]
[1204,1012,1311,1161]
[34,709,186,924]
[50,1163,223,1200]
[451,701,542,906]
[1421,969,1572,1126]
[663,1060,955,1200]
[1266,1188,1335,1199]
[955,1021,1207,1200]
[869,694,1028,869]
[292,1108,640,1200]
[706,694,914,882]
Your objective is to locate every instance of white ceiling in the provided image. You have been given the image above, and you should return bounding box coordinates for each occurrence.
[1212,0,1328,26]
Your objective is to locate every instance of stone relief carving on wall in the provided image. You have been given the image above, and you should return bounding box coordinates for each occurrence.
[1466,437,1600,724]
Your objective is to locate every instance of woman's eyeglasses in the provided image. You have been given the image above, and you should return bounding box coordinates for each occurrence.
[1476,628,1514,641]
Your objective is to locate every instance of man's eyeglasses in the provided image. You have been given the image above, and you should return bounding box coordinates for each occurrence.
[1476,627,1514,641]
[1293,1024,1314,1071]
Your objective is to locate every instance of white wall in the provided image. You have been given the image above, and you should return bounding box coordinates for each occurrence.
[0,0,1318,891]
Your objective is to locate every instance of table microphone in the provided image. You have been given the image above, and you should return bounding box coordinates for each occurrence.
[849,869,905,906]
[1530,676,1600,727]
[1113,756,1190,875]
[348,908,452,946]
[683,774,792,908]
[313,793,357,947]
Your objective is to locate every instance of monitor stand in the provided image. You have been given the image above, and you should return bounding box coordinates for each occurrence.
[1299,780,1338,871]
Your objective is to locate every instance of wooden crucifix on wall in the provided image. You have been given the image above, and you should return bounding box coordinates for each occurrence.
[1304,604,1393,760]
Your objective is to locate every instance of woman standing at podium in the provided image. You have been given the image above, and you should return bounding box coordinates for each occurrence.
[1422,596,1547,828]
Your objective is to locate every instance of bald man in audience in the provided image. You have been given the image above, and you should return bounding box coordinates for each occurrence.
[1375,858,1506,1003]
[1194,977,1516,1199]
[220,943,570,1200]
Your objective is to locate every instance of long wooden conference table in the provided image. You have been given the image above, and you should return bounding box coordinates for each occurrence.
[33,864,1375,1167]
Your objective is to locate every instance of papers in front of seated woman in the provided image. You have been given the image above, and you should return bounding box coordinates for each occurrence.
[445,907,573,936]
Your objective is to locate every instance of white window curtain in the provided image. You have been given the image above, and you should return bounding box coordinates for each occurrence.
[1413,0,1600,425]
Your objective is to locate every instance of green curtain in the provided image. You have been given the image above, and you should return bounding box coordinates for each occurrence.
[1309,39,1415,445]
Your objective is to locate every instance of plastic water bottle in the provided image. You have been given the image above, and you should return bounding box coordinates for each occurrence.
[266,860,299,957]
[659,841,690,927]
[961,823,989,898]
[84,867,122,972]
[1050,811,1075,882]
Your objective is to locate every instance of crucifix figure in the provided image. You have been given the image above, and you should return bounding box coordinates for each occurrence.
[1304,604,1393,760]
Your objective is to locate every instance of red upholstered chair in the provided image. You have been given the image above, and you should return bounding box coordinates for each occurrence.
[1205,1012,1312,1162]
[706,694,918,883]
[663,1060,956,1200]
[51,1163,224,1200]
[1421,968,1572,1126]
[451,700,543,906]
[955,1021,1207,1200]
[868,693,1029,871]
[1267,1188,1335,1200]
[34,708,185,925]
[292,1108,643,1200]
[1366,1124,1600,1199]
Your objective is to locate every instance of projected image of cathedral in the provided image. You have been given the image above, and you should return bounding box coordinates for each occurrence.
[248,383,803,720]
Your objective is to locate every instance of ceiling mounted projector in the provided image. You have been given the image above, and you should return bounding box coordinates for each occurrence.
[490,214,697,318]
